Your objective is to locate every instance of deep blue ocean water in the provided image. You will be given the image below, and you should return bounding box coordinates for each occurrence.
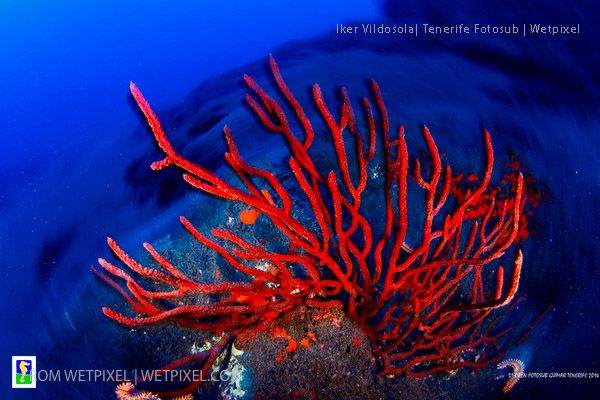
[1,1,598,399]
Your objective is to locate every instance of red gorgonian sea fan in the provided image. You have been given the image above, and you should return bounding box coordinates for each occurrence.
[93,56,538,397]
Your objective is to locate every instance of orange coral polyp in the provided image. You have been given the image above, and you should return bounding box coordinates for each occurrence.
[240,207,261,224]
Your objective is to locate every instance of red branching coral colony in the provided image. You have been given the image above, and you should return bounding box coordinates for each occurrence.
[94,56,538,397]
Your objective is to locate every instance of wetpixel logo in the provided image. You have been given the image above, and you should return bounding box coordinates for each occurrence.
[12,356,36,388]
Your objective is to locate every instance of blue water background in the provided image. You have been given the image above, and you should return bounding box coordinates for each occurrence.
[1,1,598,399]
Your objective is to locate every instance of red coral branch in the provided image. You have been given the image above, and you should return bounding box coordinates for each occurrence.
[95,55,543,396]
